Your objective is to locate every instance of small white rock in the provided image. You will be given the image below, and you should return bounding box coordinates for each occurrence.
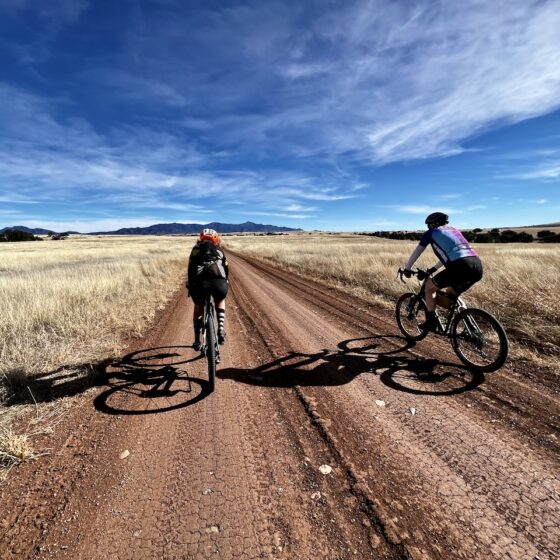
[311,491,322,500]
[319,464,332,475]
[119,450,130,460]
[375,400,386,407]
[202,489,212,495]
[410,408,416,416]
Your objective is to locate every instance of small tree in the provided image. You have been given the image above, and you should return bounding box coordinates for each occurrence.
[473,233,493,243]
[517,232,533,243]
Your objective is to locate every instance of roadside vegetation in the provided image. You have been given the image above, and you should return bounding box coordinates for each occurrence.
[360,228,560,243]
[0,229,43,242]
[226,233,560,366]
[0,236,190,399]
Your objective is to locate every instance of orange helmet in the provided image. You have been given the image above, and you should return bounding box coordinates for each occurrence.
[199,228,221,244]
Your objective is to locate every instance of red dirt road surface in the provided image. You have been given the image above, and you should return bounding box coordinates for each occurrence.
[1,254,559,559]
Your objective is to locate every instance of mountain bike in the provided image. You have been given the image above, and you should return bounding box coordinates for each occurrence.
[395,268,508,373]
[199,294,220,392]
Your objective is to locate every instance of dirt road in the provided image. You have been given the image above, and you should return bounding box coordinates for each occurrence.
[1,253,559,560]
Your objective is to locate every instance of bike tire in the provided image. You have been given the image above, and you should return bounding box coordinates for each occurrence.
[206,311,217,392]
[451,307,508,373]
[395,293,429,341]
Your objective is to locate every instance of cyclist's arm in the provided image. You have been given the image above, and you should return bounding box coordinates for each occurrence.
[405,230,432,270]
[405,243,426,270]
[187,247,199,287]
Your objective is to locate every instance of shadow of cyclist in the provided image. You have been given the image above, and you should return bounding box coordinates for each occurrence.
[94,345,211,415]
[218,334,484,396]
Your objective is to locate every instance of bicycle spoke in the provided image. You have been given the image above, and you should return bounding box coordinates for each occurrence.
[452,308,508,372]
[396,293,429,341]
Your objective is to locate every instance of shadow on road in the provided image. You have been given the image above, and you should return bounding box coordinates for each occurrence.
[2,360,112,406]
[94,346,212,415]
[219,334,485,396]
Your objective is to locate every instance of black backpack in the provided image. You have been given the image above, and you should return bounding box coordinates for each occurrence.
[196,240,225,280]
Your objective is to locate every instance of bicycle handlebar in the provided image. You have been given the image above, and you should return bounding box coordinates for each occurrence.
[397,268,430,283]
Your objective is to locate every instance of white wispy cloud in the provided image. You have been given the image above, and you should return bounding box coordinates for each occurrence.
[18,217,199,233]
[509,162,560,180]
[390,204,491,218]
[0,84,354,216]
[128,1,560,164]
[392,205,457,215]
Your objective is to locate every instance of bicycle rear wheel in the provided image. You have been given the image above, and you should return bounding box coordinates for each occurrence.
[451,308,508,372]
[395,293,429,341]
[206,310,217,392]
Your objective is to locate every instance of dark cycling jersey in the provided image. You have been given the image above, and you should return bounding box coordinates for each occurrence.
[419,226,478,264]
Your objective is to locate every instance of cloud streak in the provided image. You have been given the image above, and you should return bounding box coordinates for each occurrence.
[111,0,560,164]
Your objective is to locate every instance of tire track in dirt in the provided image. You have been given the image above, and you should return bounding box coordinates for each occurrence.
[235,253,560,459]
[224,253,560,560]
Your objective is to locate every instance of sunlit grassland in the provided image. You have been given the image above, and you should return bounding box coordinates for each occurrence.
[0,236,192,390]
[226,233,560,364]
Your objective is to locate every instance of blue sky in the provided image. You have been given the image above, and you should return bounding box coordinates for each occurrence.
[1,0,560,232]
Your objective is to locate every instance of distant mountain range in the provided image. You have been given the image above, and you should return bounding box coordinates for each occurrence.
[0,225,56,235]
[521,222,560,228]
[0,222,300,236]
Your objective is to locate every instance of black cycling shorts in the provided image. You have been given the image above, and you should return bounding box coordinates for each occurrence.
[433,256,483,294]
[189,279,228,306]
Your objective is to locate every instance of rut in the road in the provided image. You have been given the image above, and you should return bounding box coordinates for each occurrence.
[224,253,560,560]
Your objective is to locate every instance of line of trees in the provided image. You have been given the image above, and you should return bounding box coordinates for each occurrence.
[0,230,72,242]
[0,229,43,242]
[358,228,560,243]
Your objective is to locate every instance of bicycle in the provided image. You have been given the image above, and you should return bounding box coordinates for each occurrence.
[199,294,220,392]
[395,268,508,372]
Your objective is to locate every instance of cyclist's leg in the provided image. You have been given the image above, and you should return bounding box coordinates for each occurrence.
[422,268,452,331]
[211,280,228,344]
[189,283,205,349]
[423,278,438,312]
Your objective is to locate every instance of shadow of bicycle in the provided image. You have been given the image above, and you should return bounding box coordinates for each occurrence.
[94,345,211,415]
[219,334,484,396]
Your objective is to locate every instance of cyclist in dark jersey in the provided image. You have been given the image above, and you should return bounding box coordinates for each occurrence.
[403,212,483,331]
[186,228,229,350]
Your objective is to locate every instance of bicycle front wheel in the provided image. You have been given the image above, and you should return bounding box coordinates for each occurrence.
[206,314,217,392]
[451,308,508,373]
[395,293,429,341]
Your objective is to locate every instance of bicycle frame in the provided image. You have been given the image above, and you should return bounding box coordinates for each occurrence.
[201,296,219,360]
[415,277,468,337]
[407,272,489,346]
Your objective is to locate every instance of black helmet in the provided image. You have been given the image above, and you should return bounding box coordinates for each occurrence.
[425,212,449,227]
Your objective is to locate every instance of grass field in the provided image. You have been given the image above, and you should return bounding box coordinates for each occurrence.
[226,233,560,365]
[0,236,192,399]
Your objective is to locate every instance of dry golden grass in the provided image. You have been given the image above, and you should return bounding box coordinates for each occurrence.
[0,235,192,392]
[0,429,34,468]
[226,233,560,364]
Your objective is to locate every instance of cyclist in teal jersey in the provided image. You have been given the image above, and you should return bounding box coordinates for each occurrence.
[403,212,483,331]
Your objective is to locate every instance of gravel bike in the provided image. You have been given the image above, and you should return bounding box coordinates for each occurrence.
[396,268,508,372]
[199,294,220,392]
